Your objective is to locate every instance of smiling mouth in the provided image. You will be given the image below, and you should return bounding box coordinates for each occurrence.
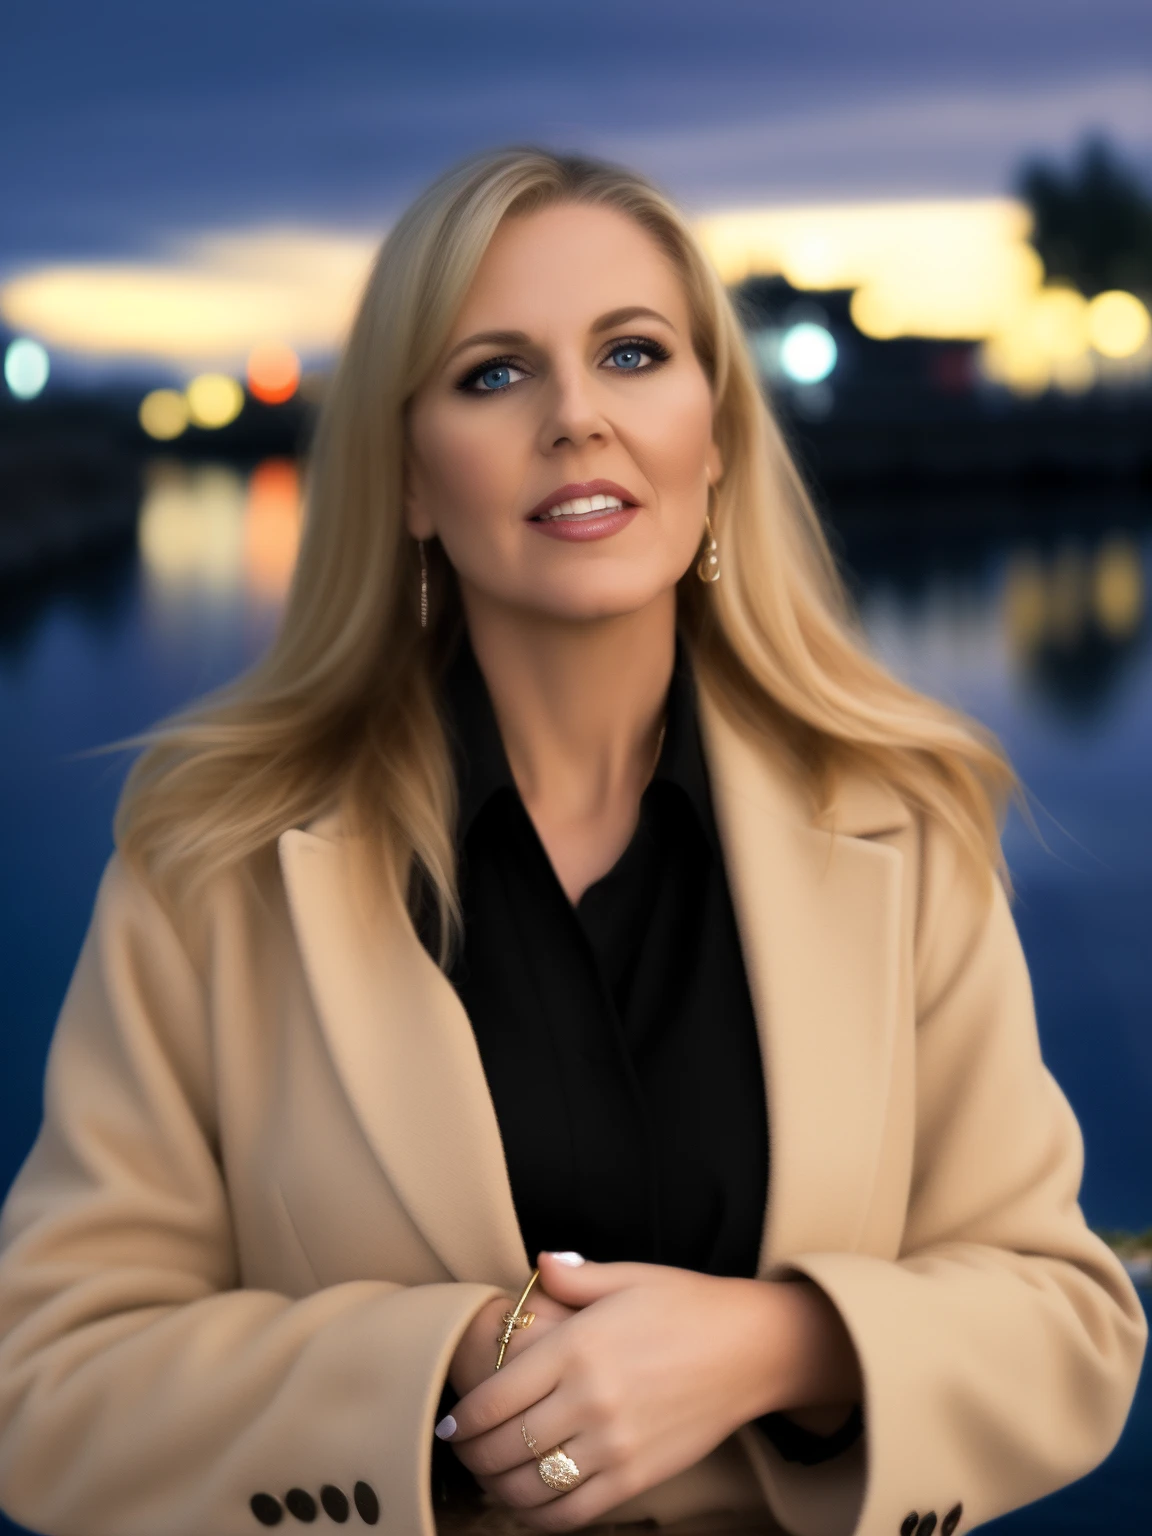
[531,493,631,521]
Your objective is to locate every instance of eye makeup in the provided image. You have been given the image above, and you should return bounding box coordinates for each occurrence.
[454,335,672,394]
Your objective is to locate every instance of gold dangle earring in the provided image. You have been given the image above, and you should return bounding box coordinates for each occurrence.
[696,487,720,583]
[418,540,429,629]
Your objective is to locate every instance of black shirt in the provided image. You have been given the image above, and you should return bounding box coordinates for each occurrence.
[421,626,863,1498]
[435,625,769,1276]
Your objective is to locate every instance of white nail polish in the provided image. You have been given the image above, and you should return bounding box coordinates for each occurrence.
[434,1414,457,1439]
[548,1251,586,1266]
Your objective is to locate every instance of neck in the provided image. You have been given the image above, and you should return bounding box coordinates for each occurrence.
[458,590,675,826]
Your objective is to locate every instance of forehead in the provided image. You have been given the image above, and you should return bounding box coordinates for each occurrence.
[450,201,687,334]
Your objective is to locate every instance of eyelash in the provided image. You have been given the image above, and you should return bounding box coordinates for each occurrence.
[455,335,671,394]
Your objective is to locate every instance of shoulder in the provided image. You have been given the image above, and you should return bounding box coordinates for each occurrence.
[97,839,290,980]
[820,760,1007,1002]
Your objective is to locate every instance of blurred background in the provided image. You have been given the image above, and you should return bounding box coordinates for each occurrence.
[1,3,1150,1529]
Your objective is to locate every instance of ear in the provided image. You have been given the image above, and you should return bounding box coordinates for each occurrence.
[706,438,724,489]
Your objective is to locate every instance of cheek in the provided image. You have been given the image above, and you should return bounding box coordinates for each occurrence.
[414,411,519,532]
[633,374,715,504]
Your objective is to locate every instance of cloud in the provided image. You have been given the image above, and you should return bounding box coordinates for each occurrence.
[0,229,379,367]
[592,71,1152,210]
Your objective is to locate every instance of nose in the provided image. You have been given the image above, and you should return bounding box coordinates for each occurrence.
[537,356,609,453]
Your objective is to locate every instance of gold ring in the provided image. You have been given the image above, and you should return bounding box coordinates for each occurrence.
[522,1420,581,1492]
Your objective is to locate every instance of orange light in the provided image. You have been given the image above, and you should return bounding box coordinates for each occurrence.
[247,342,301,404]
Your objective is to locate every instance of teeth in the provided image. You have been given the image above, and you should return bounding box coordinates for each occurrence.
[541,493,626,519]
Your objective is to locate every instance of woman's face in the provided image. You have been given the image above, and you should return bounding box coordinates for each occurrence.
[404,201,723,625]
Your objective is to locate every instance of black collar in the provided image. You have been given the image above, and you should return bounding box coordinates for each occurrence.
[439,626,721,858]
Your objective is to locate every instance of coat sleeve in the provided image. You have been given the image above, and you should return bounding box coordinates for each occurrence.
[739,812,1148,1536]
[0,854,507,1536]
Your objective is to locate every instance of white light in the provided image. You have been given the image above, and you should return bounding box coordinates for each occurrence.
[779,323,837,384]
[4,337,50,399]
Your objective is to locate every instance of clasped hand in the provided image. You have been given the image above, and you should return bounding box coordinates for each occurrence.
[440,1250,854,1533]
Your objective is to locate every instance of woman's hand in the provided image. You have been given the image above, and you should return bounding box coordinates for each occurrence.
[440,1251,861,1532]
[448,1287,580,1399]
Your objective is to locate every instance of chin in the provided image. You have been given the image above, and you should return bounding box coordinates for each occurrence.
[521,579,676,626]
[511,556,686,621]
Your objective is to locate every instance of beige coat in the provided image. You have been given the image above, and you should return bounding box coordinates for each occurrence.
[0,682,1145,1536]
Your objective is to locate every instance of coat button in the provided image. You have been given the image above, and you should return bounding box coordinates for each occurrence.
[916,1516,937,1536]
[284,1489,317,1522]
[320,1486,350,1523]
[941,1504,963,1535]
[353,1482,379,1525]
[250,1494,283,1526]
[900,1516,919,1536]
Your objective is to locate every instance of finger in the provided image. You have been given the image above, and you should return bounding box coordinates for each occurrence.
[494,1465,638,1532]
[451,1383,574,1480]
[446,1328,564,1443]
[476,1421,604,1515]
[499,1292,576,1364]
[509,1464,640,1533]
[534,1253,670,1305]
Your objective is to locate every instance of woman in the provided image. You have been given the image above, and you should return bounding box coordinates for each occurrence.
[0,147,1144,1536]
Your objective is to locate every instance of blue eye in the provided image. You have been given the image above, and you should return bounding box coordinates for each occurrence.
[457,336,668,395]
[458,357,529,394]
[478,364,514,391]
[604,337,669,372]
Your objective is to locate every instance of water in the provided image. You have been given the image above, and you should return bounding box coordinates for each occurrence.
[1,460,1149,1531]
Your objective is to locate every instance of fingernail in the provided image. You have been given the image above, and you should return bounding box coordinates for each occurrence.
[434,1414,457,1439]
[547,1251,586,1266]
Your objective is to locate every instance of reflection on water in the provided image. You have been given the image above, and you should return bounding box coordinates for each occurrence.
[245,460,304,601]
[856,528,1151,737]
[1,465,1150,1532]
[138,457,302,607]
[127,459,1152,729]
[1005,538,1148,720]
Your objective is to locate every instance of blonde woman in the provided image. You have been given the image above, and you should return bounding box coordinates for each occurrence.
[0,147,1144,1536]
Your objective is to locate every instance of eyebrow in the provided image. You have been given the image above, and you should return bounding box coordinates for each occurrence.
[442,306,677,367]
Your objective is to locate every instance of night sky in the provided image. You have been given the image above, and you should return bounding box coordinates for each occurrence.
[3,0,1151,270]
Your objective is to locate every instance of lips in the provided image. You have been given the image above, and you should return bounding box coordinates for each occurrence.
[527,479,639,520]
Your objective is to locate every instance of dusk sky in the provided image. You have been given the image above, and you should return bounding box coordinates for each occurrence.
[4,0,1151,276]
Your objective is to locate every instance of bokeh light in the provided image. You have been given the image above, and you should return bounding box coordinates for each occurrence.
[247,343,301,404]
[139,388,190,441]
[186,373,244,429]
[975,281,1146,396]
[779,323,837,384]
[1028,287,1090,362]
[4,337,50,399]
[1087,291,1151,359]
[700,199,1041,341]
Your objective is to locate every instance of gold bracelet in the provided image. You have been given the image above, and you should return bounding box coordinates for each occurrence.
[494,1268,540,1371]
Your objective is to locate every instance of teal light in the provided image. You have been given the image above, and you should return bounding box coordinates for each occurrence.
[4,337,51,399]
[779,323,837,385]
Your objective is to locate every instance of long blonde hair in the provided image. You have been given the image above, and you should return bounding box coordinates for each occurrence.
[117,144,1024,953]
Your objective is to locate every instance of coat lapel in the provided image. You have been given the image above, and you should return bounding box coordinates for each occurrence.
[278,673,914,1290]
[278,824,532,1290]
[695,685,912,1271]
